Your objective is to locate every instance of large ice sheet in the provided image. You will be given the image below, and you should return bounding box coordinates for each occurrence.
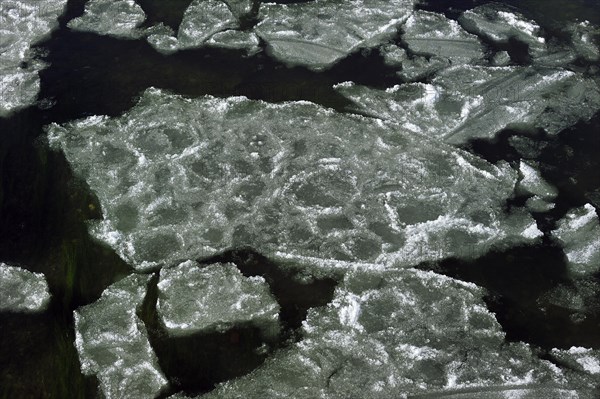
[0,0,67,117]
[459,4,547,59]
[67,0,146,38]
[254,0,415,70]
[402,10,484,65]
[179,268,599,399]
[0,263,51,313]
[157,261,280,338]
[74,274,168,399]
[48,88,541,272]
[551,204,600,277]
[336,64,600,144]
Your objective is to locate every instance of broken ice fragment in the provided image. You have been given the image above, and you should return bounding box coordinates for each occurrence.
[0,0,67,117]
[222,0,253,20]
[336,64,600,144]
[0,263,51,313]
[550,347,600,386]
[568,21,600,62]
[516,161,557,200]
[551,204,600,277]
[254,0,415,70]
[190,268,598,399]
[157,261,280,338]
[379,44,450,81]
[402,11,485,65]
[74,274,168,399]
[206,30,260,55]
[146,0,237,53]
[48,88,540,272]
[459,4,547,59]
[67,0,146,38]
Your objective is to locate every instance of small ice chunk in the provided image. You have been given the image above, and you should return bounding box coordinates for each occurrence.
[380,44,407,68]
[0,0,67,116]
[551,204,600,276]
[67,0,146,38]
[254,0,415,70]
[491,50,511,66]
[74,274,168,399]
[193,268,597,399]
[0,263,51,313]
[459,4,547,59]
[516,161,558,200]
[157,261,280,338]
[526,196,555,213]
[403,11,485,65]
[206,30,260,54]
[48,88,541,272]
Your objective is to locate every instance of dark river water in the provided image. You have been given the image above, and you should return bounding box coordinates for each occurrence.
[1,0,599,397]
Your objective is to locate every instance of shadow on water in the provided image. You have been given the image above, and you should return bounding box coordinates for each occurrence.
[137,251,337,397]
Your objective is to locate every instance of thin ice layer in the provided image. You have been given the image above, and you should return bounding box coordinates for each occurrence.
[206,30,260,54]
[48,88,541,272]
[402,11,484,65]
[459,4,547,59]
[0,263,51,313]
[254,0,415,70]
[184,268,599,399]
[551,204,600,276]
[0,0,67,117]
[157,261,280,338]
[67,0,146,38]
[336,64,600,144]
[73,274,168,399]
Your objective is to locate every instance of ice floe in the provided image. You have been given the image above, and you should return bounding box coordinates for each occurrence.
[169,268,600,399]
[516,161,557,213]
[336,64,600,144]
[254,0,414,70]
[48,88,541,272]
[0,0,67,117]
[67,0,146,38]
[0,263,51,313]
[551,204,600,277]
[157,261,280,338]
[73,274,168,399]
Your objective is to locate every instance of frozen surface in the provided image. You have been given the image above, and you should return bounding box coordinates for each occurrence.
[551,347,600,385]
[48,88,541,272]
[157,261,280,338]
[568,21,600,62]
[459,4,547,59]
[74,274,168,399]
[0,0,67,117]
[402,11,484,65]
[380,44,451,81]
[175,268,599,399]
[67,0,146,38]
[551,204,600,276]
[206,30,260,54]
[0,263,51,313]
[336,65,600,144]
[516,161,557,213]
[254,0,415,70]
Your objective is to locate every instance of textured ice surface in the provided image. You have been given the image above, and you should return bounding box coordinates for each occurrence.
[0,263,51,313]
[568,21,600,62]
[459,4,547,59]
[337,65,600,144]
[147,0,237,54]
[157,261,280,338]
[551,204,600,276]
[403,11,484,65]
[74,274,168,399]
[48,88,541,272]
[380,44,452,81]
[67,0,146,38]
[254,0,415,70]
[206,30,260,54]
[551,347,600,376]
[0,0,67,117]
[516,161,557,213]
[175,268,599,399]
